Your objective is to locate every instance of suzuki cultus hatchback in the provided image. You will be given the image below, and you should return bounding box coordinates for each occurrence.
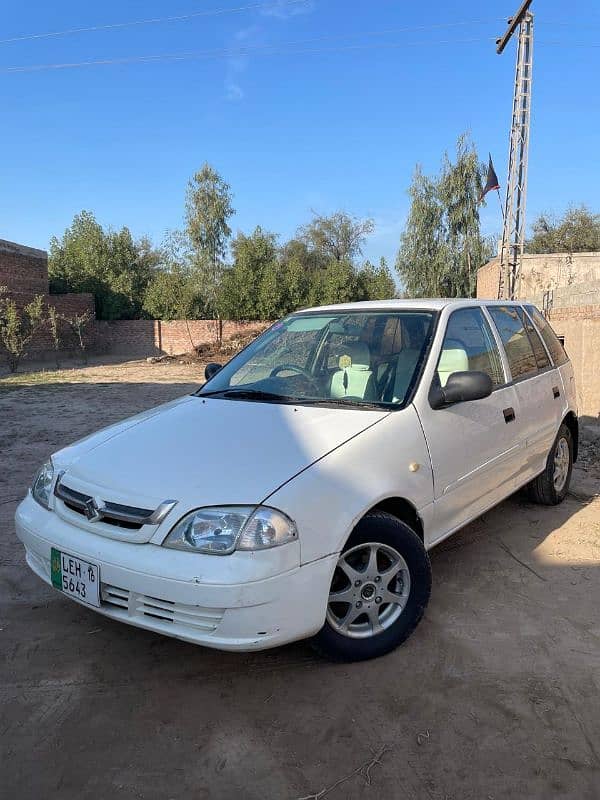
[16,300,577,661]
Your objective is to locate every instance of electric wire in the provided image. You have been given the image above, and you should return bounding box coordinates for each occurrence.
[0,36,500,74]
[3,37,598,76]
[0,0,312,45]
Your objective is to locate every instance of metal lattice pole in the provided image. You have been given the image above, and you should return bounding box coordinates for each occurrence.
[497,7,534,300]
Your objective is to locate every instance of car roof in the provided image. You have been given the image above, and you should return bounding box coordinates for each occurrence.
[297,298,527,314]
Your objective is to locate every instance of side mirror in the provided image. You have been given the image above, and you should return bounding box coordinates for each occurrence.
[204,362,223,381]
[429,370,493,409]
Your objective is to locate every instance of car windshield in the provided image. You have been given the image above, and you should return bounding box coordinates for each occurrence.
[198,310,436,409]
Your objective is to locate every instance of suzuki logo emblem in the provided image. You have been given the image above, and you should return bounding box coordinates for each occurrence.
[83,497,104,523]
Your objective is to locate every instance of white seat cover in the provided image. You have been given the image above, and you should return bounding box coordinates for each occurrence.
[330,341,373,400]
[437,339,469,387]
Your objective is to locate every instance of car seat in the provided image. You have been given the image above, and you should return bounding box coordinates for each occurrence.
[437,339,469,387]
[330,341,375,400]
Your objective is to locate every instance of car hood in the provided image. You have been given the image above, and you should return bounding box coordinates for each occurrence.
[54,395,388,511]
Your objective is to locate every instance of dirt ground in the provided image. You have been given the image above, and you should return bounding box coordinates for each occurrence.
[1,358,600,800]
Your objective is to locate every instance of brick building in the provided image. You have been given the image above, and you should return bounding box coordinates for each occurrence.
[477,252,600,420]
[0,239,95,360]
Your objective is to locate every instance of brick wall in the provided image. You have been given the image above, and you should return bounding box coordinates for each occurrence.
[476,257,500,299]
[96,319,268,357]
[17,293,97,358]
[0,239,49,295]
[548,308,600,421]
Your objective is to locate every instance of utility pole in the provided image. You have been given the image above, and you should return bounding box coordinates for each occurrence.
[496,0,534,300]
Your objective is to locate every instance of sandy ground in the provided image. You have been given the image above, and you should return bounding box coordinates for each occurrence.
[1,358,600,800]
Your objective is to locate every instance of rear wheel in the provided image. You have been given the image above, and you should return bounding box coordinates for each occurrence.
[529,423,573,505]
[311,511,431,662]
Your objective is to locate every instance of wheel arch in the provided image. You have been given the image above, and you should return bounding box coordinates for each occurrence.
[363,497,424,542]
[563,411,579,462]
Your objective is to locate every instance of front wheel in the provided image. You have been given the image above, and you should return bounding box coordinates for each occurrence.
[311,511,431,662]
[529,423,573,505]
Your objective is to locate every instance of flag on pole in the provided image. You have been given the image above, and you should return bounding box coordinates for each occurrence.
[479,154,500,202]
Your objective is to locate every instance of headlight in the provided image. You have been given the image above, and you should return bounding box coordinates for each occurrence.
[163,506,298,555]
[31,459,55,509]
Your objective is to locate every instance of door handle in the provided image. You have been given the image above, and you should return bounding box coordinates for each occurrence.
[552,386,560,399]
[503,407,516,423]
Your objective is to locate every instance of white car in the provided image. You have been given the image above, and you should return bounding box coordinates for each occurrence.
[15,300,577,661]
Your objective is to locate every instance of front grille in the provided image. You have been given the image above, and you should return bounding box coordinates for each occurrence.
[101,583,224,633]
[54,480,175,531]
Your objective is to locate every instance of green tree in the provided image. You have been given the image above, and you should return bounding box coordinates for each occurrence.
[218,227,279,320]
[319,260,358,305]
[47,306,63,368]
[0,289,45,372]
[60,310,93,364]
[438,134,490,296]
[396,134,491,298]
[396,166,448,296]
[49,211,161,319]
[356,258,396,300]
[281,255,311,313]
[525,206,600,253]
[142,230,203,320]
[280,238,327,274]
[300,212,374,263]
[143,269,201,320]
[185,164,234,318]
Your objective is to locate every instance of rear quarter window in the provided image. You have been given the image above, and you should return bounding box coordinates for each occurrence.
[488,305,539,381]
[525,306,569,367]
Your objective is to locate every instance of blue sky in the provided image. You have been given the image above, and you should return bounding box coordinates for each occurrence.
[1,0,599,268]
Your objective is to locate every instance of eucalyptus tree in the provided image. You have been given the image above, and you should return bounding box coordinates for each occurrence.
[396,166,448,297]
[396,135,492,298]
[185,164,235,320]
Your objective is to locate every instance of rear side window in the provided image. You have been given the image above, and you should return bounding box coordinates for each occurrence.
[488,306,538,381]
[525,306,569,366]
[518,308,550,369]
[438,307,505,389]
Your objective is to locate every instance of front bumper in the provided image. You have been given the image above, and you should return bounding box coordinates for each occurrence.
[15,495,336,651]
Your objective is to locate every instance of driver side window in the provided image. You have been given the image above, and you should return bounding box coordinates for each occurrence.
[437,308,505,389]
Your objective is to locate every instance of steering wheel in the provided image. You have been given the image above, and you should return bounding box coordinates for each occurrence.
[269,364,321,393]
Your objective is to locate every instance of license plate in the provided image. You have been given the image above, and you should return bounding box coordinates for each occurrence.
[51,548,100,607]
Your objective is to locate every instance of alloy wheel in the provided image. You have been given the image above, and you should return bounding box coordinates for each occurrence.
[553,436,570,492]
[326,542,411,639]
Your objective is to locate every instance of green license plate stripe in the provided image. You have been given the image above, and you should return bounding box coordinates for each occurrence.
[51,547,63,589]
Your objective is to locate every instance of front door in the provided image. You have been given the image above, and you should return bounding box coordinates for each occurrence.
[415,306,524,544]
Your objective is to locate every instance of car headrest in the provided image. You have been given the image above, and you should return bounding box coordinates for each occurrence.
[339,341,370,371]
[438,339,469,385]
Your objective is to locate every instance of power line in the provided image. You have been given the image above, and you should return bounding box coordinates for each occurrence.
[0,36,497,74]
[0,0,311,45]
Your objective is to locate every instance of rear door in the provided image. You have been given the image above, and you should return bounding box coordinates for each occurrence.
[415,306,523,543]
[486,305,560,481]
[525,305,574,414]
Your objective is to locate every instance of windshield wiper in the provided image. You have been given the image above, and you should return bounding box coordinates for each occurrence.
[292,398,390,410]
[197,389,390,410]
[197,388,298,403]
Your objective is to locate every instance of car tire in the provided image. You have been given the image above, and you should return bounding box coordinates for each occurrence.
[311,511,431,662]
[528,423,573,506]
